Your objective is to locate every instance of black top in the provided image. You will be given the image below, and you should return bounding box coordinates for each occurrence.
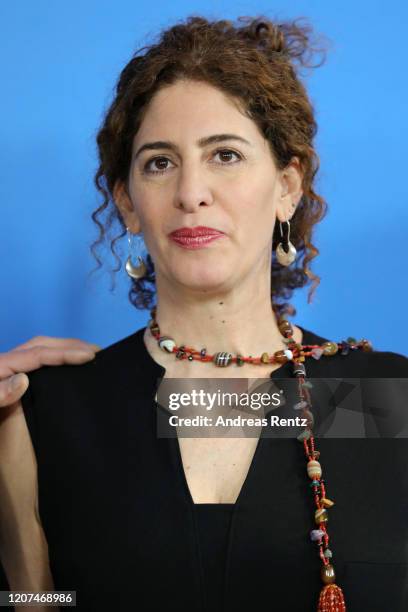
[4,325,407,611]
[194,504,233,612]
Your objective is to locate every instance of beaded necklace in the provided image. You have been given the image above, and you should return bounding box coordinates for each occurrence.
[148,305,373,612]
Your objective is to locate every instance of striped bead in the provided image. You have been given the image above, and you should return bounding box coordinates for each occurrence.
[293,362,306,377]
[213,352,233,367]
[307,460,322,479]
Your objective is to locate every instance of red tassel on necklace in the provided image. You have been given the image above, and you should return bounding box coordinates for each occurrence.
[318,583,346,611]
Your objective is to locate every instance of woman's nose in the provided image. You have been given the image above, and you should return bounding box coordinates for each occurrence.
[173,165,215,212]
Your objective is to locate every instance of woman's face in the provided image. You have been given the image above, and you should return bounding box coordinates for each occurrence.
[115,79,302,294]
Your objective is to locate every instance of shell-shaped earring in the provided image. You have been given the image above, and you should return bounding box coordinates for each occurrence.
[276,219,297,266]
[125,228,147,279]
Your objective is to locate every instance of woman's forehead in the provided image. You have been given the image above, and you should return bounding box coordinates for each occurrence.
[133,83,263,152]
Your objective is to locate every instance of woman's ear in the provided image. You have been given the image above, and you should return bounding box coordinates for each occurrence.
[275,156,303,222]
[113,180,141,233]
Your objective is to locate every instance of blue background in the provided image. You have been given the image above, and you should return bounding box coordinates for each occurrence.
[1,1,407,354]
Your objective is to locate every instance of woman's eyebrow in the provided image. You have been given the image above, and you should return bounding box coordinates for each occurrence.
[133,133,252,160]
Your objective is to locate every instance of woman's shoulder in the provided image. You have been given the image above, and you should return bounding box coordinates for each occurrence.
[298,325,408,377]
[20,327,156,432]
[25,326,148,388]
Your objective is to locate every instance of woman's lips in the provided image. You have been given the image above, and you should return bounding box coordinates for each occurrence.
[169,234,226,249]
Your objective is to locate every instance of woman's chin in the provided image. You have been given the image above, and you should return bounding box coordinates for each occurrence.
[171,267,232,292]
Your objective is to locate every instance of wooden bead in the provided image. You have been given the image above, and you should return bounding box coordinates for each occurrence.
[274,350,289,364]
[278,319,293,338]
[307,460,322,479]
[322,341,338,356]
[321,563,336,584]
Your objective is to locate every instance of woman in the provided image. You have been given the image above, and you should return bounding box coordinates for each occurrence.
[1,14,407,612]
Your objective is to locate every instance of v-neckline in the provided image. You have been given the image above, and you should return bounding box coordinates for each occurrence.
[172,430,265,508]
[138,323,314,509]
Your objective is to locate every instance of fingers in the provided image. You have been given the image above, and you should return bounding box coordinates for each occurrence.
[0,336,103,410]
[0,373,29,407]
[11,336,102,353]
[0,344,101,379]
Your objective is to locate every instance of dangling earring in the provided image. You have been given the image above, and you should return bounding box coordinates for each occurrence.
[276,218,297,266]
[125,227,147,279]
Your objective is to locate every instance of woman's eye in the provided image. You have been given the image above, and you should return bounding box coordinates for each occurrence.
[213,149,242,164]
[143,148,242,175]
[143,157,172,175]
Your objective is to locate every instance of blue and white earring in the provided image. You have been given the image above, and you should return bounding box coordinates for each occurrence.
[125,227,147,279]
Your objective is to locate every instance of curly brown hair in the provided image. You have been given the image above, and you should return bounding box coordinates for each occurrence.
[90,14,330,320]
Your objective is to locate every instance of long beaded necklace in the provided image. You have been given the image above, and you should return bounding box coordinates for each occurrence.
[148,305,373,612]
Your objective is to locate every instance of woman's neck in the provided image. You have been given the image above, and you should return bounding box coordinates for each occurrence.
[146,283,303,367]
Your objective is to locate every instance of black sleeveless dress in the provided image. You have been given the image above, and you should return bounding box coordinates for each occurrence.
[2,325,407,611]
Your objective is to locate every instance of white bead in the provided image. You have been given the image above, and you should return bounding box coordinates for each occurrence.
[284,349,293,360]
[158,336,176,353]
